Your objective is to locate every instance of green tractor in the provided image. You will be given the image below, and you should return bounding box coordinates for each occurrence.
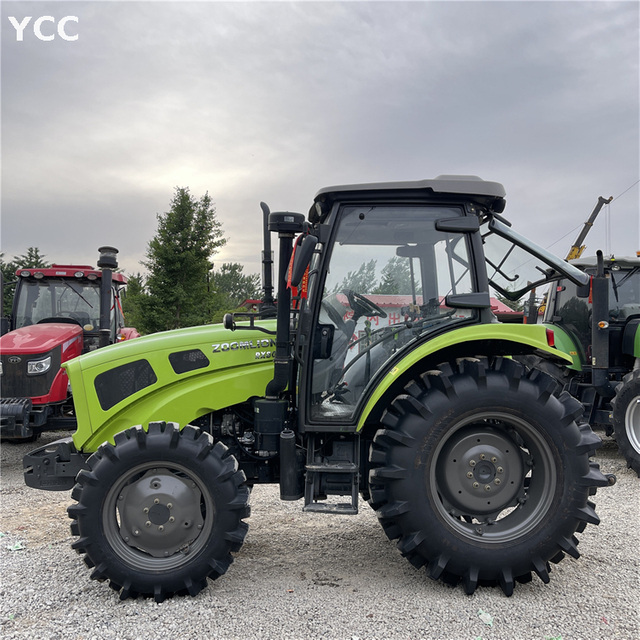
[24,176,614,601]
[521,252,640,476]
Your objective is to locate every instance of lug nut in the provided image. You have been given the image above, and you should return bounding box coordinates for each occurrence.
[497,466,504,473]
[466,471,474,478]
[167,503,173,509]
[154,498,160,505]
[491,456,497,463]
[484,485,491,491]
[145,521,152,527]
[494,478,501,485]
[469,460,476,467]
[133,530,139,536]
[169,516,175,523]
[143,507,149,514]
[158,525,164,532]
[479,454,486,460]
[472,482,480,489]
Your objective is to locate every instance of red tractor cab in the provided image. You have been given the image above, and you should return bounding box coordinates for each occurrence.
[0,247,139,440]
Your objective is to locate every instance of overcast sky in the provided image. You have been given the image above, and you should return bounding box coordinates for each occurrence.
[1,0,638,280]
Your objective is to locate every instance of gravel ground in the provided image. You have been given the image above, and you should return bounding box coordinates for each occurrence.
[1,432,638,640]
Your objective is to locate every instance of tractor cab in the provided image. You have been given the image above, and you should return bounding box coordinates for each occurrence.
[293,177,589,429]
[10,266,128,351]
[543,254,640,370]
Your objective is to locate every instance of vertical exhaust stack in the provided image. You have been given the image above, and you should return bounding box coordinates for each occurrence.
[264,212,305,398]
[591,250,614,396]
[260,202,276,317]
[97,246,118,348]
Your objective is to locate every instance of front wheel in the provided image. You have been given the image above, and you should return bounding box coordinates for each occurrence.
[68,422,250,601]
[368,357,609,596]
[611,369,640,477]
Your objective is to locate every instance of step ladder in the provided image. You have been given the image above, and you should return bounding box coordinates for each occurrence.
[303,434,360,514]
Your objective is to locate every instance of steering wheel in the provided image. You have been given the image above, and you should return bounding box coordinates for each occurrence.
[345,290,387,319]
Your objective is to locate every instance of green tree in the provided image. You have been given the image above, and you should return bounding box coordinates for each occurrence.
[210,262,261,323]
[337,259,378,293]
[1,247,50,316]
[140,187,226,332]
[120,272,146,333]
[373,256,421,296]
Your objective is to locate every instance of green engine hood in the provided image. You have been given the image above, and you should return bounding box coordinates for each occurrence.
[64,321,277,452]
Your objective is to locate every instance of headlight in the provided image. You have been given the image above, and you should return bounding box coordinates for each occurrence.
[27,356,51,375]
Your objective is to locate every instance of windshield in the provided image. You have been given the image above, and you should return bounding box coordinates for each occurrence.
[609,267,640,318]
[309,204,476,423]
[15,279,101,329]
[483,218,589,301]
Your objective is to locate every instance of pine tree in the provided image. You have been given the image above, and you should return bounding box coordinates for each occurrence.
[373,256,421,295]
[337,259,378,293]
[140,188,226,332]
[1,247,50,315]
[120,272,146,332]
[210,262,261,322]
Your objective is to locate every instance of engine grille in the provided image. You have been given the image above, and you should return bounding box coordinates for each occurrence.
[0,347,61,399]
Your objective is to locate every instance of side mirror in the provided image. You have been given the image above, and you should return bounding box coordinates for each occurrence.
[290,235,318,288]
[576,280,591,299]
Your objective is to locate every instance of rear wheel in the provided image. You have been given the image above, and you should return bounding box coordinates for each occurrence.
[611,369,640,477]
[68,422,250,601]
[368,357,608,595]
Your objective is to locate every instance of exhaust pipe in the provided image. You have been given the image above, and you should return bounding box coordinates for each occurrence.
[97,247,118,348]
[591,250,614,396]
[260,202,276,317]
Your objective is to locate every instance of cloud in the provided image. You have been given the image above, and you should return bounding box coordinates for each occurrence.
[2,1,638,277]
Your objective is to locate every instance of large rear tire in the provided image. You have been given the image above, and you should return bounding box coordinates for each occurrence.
[68,422,250,601]
[368,357,608,595]
[611,369,640,477]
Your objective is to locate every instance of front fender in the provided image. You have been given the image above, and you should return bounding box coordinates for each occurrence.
[65,322,277,451]
[357,323,573,430]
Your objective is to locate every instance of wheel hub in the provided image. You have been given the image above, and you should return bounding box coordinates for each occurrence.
[118,469,205,558]
[437,426,524,516]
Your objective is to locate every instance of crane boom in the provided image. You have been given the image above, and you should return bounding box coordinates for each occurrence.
[566,195,613,260]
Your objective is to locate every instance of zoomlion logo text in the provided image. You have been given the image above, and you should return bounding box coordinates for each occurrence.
[212,339,276,360]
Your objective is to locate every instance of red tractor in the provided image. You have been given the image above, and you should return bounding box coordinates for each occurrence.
[0,247,139,441]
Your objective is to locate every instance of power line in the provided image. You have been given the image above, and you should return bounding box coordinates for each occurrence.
[613,179,639,201]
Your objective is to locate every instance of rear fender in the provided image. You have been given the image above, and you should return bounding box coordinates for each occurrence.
[357,323,573,431]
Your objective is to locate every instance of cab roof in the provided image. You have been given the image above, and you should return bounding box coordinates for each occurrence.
[15,265,128,283]
[312,175,506,218]
[570,255,640,270]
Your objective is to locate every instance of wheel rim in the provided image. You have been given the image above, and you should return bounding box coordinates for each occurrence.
[625,395,640,454]
[103,461,215,571]
[431,412,557,544]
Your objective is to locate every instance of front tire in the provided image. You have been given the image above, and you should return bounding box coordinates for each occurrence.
[68,422,250,601]
[611,369,640,477]
[368,357,608,595]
